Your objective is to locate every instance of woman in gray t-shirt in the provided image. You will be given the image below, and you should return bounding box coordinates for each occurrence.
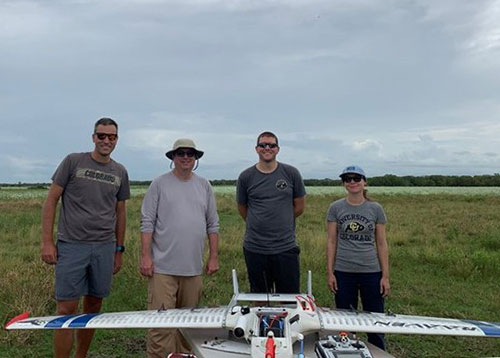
[326,165,390,351]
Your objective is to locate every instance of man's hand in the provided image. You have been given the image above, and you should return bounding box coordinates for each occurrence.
[140,254,154,277]
[113,252,123,274]
[327,272,337,294]
[205,256,219,275]
[40,183,63,265]
[41,241,57,265]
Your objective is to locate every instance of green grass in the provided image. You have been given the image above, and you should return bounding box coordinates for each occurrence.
[2,192,500,357]
[2,185,500,201]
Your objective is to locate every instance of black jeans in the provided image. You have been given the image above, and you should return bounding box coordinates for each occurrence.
[243,247,300,293]
[334,270,386,350]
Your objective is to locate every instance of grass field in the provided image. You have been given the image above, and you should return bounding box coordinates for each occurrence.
[2,185,500,201]
[2,187,500,357]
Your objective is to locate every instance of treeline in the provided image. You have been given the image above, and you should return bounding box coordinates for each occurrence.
[0,183,49,189]
[178,174,500,187]
[185,173,500,186]
[3,174,500,188]
[364,174,500,187]
[209,174,500,187]
[305,174,500,187]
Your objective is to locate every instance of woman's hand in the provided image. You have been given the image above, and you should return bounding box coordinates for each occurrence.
[380,276,391,298]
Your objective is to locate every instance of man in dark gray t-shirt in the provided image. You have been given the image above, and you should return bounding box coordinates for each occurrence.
[41,118,130,358]
[237,131,306,293]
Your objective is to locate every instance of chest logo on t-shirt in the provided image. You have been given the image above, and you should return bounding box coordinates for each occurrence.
[76,168,121,186]
[275,179,288,191]
[345,221,365,233]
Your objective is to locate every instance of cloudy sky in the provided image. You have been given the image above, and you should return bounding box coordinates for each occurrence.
[1,0,499,182]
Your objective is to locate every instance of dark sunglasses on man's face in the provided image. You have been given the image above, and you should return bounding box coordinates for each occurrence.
[342,175,363,183]
[257,142,278,149]
[95,133,118,141]
[175,150,196,158]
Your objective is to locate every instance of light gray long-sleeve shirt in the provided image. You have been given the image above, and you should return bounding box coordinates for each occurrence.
[141,171,219,276]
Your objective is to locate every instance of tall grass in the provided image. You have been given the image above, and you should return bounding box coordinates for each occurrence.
[2,185,500,201]
[2,191,500,357]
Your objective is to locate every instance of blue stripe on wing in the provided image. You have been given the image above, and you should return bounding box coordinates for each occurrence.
[463,320,500,336]
[68,314,101,328]
[46,315,79,328]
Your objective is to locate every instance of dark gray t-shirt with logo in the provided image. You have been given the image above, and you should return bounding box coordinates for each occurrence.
[327,198,387,273]
[52,152,130,243]
[236,162,306,254]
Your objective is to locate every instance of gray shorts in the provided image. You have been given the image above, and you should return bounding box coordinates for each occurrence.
[55,240,115,301]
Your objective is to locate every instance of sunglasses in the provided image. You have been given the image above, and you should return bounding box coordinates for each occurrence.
[95,133,118,141]
[175,150,196,158]
[342,175,364,183]
[257,143,278,149]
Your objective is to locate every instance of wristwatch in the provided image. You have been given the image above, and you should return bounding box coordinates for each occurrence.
[115,245,125,253]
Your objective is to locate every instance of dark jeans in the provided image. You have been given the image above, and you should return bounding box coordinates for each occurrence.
[243,247,300,293]
[334,270,386,350]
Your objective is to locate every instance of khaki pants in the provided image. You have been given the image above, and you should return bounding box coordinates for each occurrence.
[146,274,203,358]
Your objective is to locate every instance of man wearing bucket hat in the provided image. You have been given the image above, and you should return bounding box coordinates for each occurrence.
[236,131,306,294]
[140,138,219,358]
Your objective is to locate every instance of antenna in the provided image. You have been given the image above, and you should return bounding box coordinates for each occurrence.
[307,270,312,296]
[263,272,270,306]
[232,269,239,295]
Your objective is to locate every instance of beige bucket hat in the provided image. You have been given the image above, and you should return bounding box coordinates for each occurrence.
[165,138,204,160]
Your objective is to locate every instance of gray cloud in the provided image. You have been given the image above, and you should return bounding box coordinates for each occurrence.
[1,0,499,182]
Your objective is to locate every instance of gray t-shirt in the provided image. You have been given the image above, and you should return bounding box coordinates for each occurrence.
[236,162,306,254]
[52,152,130,243]
[141,171,219,276]
[327,198,387,273]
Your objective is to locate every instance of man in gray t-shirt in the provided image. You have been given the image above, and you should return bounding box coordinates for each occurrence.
[237,131,306,293]
[41,117,130,358]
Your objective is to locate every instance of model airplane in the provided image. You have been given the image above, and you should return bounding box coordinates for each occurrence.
[5,270,500,358]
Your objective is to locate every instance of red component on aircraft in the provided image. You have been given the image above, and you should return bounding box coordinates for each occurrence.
[265,335,276,358]
[339,331,349,344]
[4,312,29,330]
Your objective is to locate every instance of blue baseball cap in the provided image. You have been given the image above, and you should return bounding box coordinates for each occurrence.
[339,165,366,178]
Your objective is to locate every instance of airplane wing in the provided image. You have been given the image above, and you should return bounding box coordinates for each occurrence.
[317,307,500,337]
[5,307,228,330]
